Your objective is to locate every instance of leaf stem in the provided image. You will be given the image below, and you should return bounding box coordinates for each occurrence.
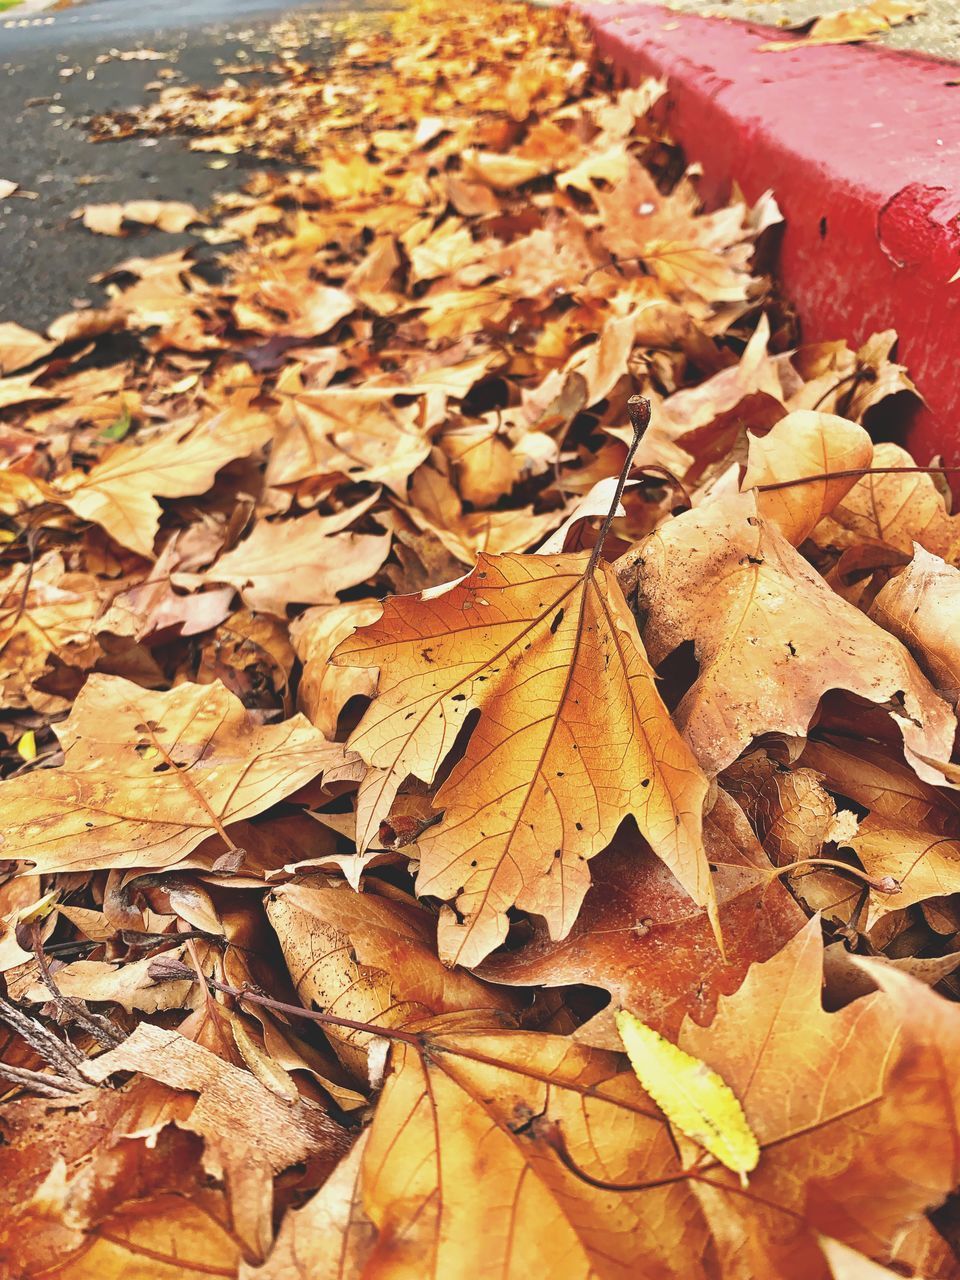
[765,856,900,895]
[204,976,424,1047]
[586,395,650,577]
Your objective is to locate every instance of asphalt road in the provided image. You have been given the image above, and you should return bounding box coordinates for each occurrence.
[0,0,385,329]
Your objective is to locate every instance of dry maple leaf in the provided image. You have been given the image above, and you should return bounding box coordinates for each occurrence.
[0,675,347,874]
[268,922,960,1279]
[624,490,956,780]
[760,0,924,50]
[335,539,713,968]
[799,735,960,835]
[7,1162,244,1279]
[675,919,960,1276]
[266,392,432,496]
[314,1011,708,1279]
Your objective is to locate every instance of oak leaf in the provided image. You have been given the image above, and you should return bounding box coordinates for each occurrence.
[625,490,956,779]
[335,549,712,967]
[0,675,347,874]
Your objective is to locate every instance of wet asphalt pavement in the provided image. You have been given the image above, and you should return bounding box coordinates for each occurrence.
[0,0,385,330]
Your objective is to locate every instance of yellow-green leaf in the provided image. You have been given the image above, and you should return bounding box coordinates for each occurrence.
[19,888,59,925]
[615,1008,760,1182]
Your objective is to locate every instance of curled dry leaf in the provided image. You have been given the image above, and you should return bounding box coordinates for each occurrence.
[187,501,392,616]
[624,490,956,780]
[290,603,382,738]
[335,550,713,967]
[814,442,960,562]
[1,675,348,874]
[846,814,960,929]
[741,409,873,546]
[760,0,925,51]
[870,545,960,708]
[266,880,519,1077]
[79,199,203,236]
[85,1023,351,1191]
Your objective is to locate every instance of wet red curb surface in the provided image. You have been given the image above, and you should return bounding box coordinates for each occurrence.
[575,2,960,468]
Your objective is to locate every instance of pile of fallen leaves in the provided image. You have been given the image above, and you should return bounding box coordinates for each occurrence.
[2,2,960,1276]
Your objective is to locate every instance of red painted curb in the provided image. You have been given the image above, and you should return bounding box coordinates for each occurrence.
[574,2,960,469]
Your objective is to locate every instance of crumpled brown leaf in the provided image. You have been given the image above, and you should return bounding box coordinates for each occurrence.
[624,490,956,780]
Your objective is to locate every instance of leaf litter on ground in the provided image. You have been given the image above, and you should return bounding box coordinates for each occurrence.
[1,3,960,1277]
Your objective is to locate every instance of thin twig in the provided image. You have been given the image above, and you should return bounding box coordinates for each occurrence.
[764,857,900,895]
[204,976,423,1047]
[0,995,91,1085]
[586,395,651,577]
[0,1061,87,1098]
[32,926,123,1049]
